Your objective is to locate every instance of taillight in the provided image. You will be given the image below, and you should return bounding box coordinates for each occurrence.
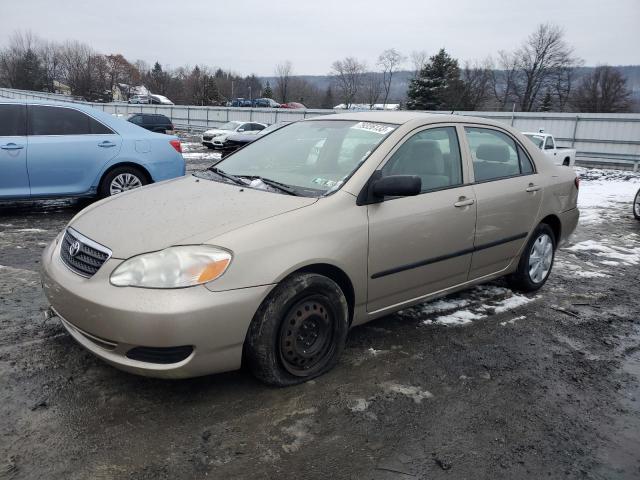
[170,140,182,153]
[574,176,580,189]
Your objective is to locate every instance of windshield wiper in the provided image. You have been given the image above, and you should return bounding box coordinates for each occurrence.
[238,175,300,196]
[208,167,246,186]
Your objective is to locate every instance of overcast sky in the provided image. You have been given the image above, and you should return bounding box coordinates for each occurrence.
[3,0,639,76]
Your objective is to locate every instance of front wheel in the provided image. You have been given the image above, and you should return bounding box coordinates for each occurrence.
[244,273,349,386]
[507,224,556,292]
[634,188,640,220]
[98,166,148,198]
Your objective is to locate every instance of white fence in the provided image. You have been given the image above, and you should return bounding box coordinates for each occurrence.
[2,87,639,170]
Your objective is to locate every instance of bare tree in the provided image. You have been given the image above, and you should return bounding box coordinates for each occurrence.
[551,63,581,111]
[490,50,519,111]
[275,61,293,103]
[377,48,406,106]
[512,23,578,112]
[362,70,383,108]
[572,66,632,113]
[410,50,429,77]
[459,59,493,110]
[330,57,366,108]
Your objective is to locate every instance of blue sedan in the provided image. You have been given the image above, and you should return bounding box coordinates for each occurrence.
[0,100,185,199]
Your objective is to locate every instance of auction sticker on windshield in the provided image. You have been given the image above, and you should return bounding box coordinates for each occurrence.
[351,122,395,135]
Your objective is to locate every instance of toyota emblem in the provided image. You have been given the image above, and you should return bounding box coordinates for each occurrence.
[69,241,81,257]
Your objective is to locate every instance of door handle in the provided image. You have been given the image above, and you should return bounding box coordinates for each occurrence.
[98,141,116,148]
[454,197,475,208]
[526,184,541,192]
[1,143,24,150]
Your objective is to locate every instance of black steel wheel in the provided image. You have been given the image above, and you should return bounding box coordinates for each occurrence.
[244,273,349,386]
[278,296,337,377]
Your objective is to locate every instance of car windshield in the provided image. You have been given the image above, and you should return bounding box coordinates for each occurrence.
[258,122,287,135]
[195,120,397,197]
[525,134,545,149]
[218,122,241,131]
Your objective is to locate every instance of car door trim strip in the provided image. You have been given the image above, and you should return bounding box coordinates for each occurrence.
[370,232,528,279]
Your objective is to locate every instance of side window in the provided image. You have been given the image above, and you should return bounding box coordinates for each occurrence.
[130,115,141,124]
[28,106,112,135]
[252,123,266,131]
[381,126,463,193]
[0,104,26,136]
[465,127,521,182]
[518,145,534,174]
[544,136,555,150]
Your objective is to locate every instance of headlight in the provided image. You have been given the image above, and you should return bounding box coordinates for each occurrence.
[110,246,232,288]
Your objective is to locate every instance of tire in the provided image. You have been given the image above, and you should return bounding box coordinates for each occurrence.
[507,223,556,292]
[204,144,215,150]
[98,166,148,198]
[244,273,349,386]
[634,188,640,220]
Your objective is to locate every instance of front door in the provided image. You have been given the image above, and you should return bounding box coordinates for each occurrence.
[463,125,543,279]
[367,125,476,313]
[0,103,29,198]
[27,105,122,197]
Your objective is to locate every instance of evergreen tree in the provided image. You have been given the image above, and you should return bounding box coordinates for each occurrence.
[321,86,334,109]
[16,49,45,91]
[539,90,553,111]
[406,48,463,111]
[263,81,273,99]
[203,76,221,105]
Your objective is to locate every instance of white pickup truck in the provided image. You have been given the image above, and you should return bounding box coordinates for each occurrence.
[523,131,576,166]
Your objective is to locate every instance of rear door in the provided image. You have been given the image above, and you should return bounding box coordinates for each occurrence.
[367,125,476,312]
[463,125,542,279]
[27,105,122,197]
[0,103,29,198]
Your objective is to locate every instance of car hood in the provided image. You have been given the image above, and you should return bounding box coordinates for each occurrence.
[203,129,230,136]
[70,176,317,259]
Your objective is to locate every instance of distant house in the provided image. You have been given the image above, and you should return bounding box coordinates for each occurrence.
[53,81,71,96]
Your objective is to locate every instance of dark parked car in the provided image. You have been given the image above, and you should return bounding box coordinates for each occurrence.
[252,98,281,108]
[228,98,252,107]
[128,114,174,134]
[220,122,290,158]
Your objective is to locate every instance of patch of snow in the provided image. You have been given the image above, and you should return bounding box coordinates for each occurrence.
[13,228,47,233]
[349,398,370,412]
[382,383,434,403]
[500,315,526,326]
[566,240,640,265]
[281,417,314,453]
[492,295,535,313]
[426,309,485,326]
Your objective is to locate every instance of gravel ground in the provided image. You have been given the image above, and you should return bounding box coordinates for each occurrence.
[1,145,639,479]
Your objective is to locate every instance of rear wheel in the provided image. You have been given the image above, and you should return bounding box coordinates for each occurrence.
[634,188,640,220]
[244,273,349,386]
[98,166,148,198]
[507,223,556,292]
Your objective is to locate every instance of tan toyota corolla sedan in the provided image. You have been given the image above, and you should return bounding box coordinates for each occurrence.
[42,112,579,385]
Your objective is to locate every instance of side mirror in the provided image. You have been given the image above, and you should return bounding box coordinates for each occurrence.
[372,175,421,198]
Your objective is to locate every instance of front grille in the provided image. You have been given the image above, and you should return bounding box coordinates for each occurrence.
[60,228,111,278]
[126,345,194,364]
[202,135,213,141]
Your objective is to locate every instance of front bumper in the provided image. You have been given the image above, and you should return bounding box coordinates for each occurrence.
[41,236,273,378]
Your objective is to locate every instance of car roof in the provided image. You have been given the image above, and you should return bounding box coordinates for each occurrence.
[0,99,163,136]
[308,111,516,130]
